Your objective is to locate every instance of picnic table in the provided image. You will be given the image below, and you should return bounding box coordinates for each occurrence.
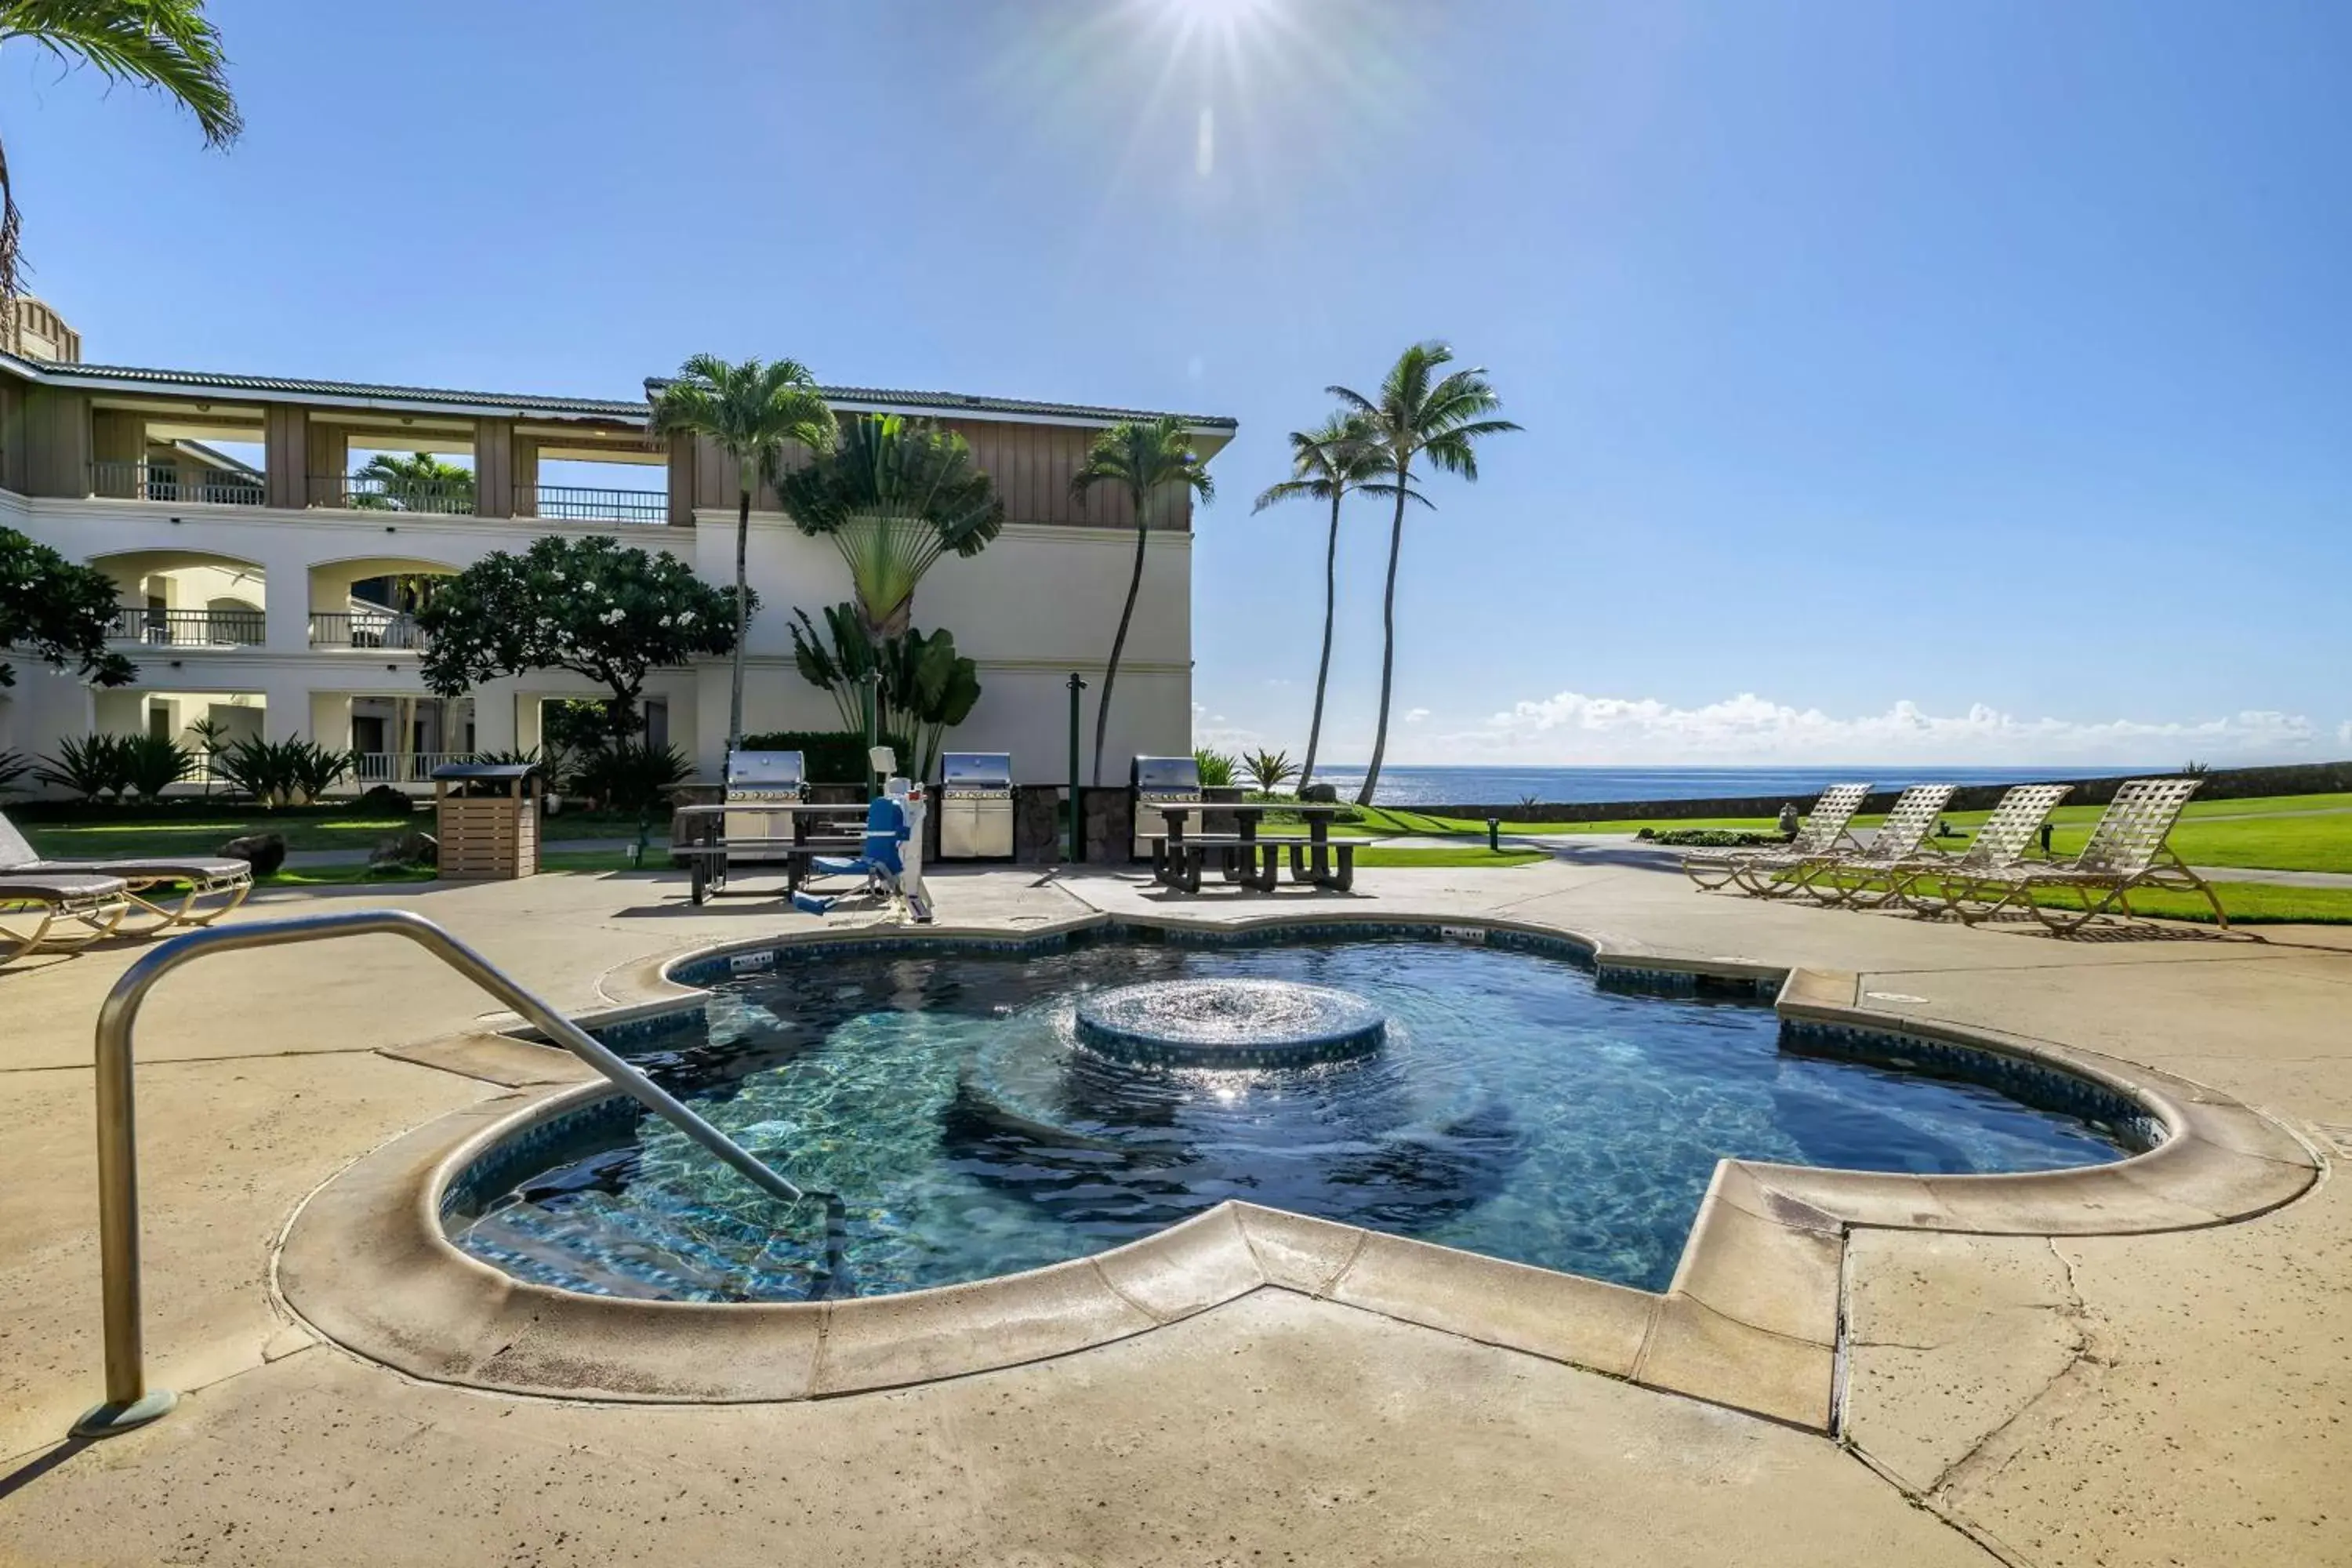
[1147,802,1356,893]
[670,800,872,903]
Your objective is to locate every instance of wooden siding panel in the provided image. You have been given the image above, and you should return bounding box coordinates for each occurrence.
[263,404,306,509]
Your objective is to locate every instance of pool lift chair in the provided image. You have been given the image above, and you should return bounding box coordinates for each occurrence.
[792,764,935,925]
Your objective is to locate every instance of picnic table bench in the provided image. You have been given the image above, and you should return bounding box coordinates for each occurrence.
[670,801,873,904]
[1146,804,1355,894]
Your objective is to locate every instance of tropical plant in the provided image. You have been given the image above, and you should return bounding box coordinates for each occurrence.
[775,414,1005,643]
[647,354,835,750]
[33,733,132,800]
[1069,416,1216,786]
[1191,747,1236,789]
[1330,343,1519,806]
[0,0,241,307]
[568,740,691,813]
[787,603,982,780]
[284,740,354,804]
[1251,413,1397,789]
[537,699,612,788]
[183,714,227,795]
[208,735,285,804]
[879,625,983,782]
[1242,747,1300,793]
[349,451,475,513]
[1,525,136,688]
[122,732,194,799]
[0,747,26,793]
[416,535,743,740]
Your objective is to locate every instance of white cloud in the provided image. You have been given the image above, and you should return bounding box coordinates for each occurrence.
[1404,707,1431,724]
[1189,702,1261,753]
[2340,719,2352,749]
[1383,690,2328,767]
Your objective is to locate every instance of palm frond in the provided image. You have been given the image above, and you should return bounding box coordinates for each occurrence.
[1,0,242,143]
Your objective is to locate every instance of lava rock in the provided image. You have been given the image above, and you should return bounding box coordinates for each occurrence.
[1298,782,1340,804]
[220,832,287,877]
[368,829,439,869]
[354,784,412,815]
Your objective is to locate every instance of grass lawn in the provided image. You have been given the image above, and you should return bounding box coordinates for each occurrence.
[1347,845,1546,869]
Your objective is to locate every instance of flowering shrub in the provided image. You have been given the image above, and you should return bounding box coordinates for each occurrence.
[416,535,745,738]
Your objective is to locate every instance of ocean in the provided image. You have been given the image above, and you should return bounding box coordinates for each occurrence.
[1304,764,2147,808]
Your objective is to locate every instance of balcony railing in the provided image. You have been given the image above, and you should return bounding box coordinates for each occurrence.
[353,750,474,786]
[310,610,428,650]
[90,460,263,507]
[107,606,267,647]
[526,483,667,524]
[310,473,476,515]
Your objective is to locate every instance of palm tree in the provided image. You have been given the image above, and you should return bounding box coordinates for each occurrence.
[1330,342,1519,807]
[350,451,474,514]
[1070,416,1216,786]
[0,1,241,305]
[1251,412,1396,790]
[774,413,1005,643]
[648,355,835,750]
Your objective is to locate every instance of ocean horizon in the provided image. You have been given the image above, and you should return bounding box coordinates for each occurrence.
[1302,764,2164,808]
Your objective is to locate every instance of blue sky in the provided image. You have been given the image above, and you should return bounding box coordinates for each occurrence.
[15,0,2347,765]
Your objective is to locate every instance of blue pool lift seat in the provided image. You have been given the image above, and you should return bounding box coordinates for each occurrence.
[793,796,913,913]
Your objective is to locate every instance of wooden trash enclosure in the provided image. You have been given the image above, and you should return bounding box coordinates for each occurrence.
[430,762,541,880]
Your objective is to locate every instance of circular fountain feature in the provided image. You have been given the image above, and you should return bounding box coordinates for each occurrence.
[1073,977,1388,1067]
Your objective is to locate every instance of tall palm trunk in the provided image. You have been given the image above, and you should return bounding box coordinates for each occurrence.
[1300,488,1342,788]
[728,486,750,750]
[1356,461,1412,808]
[1092,509,1151,786]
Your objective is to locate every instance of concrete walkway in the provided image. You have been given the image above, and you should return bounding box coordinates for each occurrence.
[3,858,2347,1565]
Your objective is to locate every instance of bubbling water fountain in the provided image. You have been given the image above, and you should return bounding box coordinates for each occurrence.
[1073,978,1388,1068]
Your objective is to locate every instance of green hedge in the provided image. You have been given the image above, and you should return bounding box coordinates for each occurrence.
[739,730,916,784]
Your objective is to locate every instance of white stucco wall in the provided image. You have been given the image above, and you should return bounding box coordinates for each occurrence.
[2,492,1196,792]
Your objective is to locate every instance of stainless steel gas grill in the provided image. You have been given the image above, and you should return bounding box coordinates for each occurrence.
[723,748,805,863]
[1131,753,1203,861]
[938,752,1014,859]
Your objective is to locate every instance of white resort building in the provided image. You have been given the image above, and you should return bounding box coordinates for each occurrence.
[0,299,1232,790]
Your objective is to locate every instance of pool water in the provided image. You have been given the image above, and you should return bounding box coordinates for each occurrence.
[451,935,2135,1302]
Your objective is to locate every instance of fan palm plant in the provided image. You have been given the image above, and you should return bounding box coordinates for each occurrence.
[774,414,1005,643]
[350,451,474,514]
[1330,343,1519,807]
[0,1,241,306]
[1251,412,1399,790]
[1069,416,1216,786]
[647,355,835,750]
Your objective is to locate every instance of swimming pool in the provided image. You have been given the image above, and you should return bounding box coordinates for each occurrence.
[445,930,2143,1303]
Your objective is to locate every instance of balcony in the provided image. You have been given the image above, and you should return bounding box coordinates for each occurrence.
[310,472,475,515]
[89,459,263,507]
[310,609,429,651]
[527,483,666,524]
[107,606,267,647]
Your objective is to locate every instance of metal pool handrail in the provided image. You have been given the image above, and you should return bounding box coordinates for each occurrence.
[74,906,804,1439]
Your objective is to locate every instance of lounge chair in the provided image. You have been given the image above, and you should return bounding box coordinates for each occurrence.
[1682,782,1872,896]
[0,871,130,962]
[1786,782,1958,906]
[1887,782,2073,919]
[1940,777,2223,932]
[0,809,254,933]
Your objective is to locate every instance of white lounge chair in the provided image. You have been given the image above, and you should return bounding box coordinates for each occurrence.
[1787,782,1958,906]
[1889,783,2074,919]
[1682,783,1871,897]
[0,871,130,961]
[0,809,254,933]
[1941,778,2223,932]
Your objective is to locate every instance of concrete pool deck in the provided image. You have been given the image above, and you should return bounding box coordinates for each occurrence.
[2,856,2347,1565]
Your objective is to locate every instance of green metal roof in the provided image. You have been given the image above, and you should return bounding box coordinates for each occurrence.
[0,351,1236,430]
